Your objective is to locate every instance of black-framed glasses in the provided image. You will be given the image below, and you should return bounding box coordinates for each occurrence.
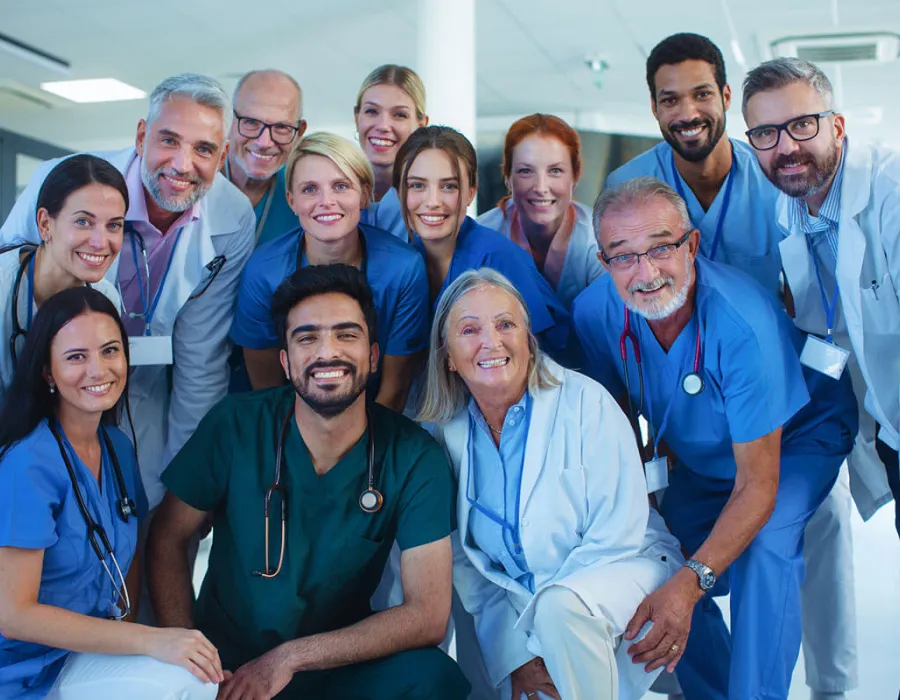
[601,231,692,270]
[233,111,302,145]
[745,111,836,151]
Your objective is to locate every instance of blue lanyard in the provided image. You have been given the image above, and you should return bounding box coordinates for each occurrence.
[465,416,524,553]
[128,228,183,335]
[807,236,840,342]
[670,150,736,262]
[25,253,36,329]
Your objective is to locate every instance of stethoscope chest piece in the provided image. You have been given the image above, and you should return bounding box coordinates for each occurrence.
[359,488,384,514]
[682,372,705,396]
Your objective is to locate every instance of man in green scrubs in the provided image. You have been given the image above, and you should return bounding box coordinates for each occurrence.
[146,264,469,700]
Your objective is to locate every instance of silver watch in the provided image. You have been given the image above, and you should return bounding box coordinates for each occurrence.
[685,559,716,591]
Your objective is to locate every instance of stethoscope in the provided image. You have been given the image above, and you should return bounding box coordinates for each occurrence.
[48,420,137,620]
[253,406,383,579]
[9,245,37,369]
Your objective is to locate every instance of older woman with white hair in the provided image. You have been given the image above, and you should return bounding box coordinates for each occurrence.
[421,268,683,700]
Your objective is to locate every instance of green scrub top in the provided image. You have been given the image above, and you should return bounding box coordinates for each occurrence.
[162,386,455,669]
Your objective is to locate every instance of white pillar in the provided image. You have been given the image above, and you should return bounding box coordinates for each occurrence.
[416,0,477,148]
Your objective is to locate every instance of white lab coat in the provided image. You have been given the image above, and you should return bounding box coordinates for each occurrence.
[477,201,604,310]
[433,360,682,698]
[0,148,255,508]
[777,141,899,519]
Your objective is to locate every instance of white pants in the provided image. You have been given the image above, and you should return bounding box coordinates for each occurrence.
[46,653,217,700]
[801,464,859,692]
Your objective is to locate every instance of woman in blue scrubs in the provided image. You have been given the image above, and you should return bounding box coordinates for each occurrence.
[0,154,126,400]
[0,287,221,699]
[393,125,576,366]
[230,132,429,410]
[354,65,429,240]
[477,114,603,309]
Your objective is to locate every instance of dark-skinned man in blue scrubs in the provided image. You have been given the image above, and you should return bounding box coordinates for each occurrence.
[146,264,469,700]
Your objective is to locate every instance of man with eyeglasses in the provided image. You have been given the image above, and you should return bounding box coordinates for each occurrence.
[572,176,857,700]
[147,264,470,700]
[224,70,307,248]
[744,58,900,550]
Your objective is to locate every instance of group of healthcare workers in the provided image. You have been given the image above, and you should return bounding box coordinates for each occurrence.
[0,23,895,700]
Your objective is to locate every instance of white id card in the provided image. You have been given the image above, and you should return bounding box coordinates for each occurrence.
[799,335,849,380]
[129,335,174,366]
[644,457,669,494]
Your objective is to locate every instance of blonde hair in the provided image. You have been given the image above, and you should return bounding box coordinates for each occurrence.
[355,64,427,121]
[285,132,375,204]
[418,268,559,424]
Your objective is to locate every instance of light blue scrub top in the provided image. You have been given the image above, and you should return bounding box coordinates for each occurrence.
[418,216,578,367]
[361,187,408,241]
[230,223,429,357]
[466,392,534,592]
[572,258,857,480]
[253,167,298,248]
[0,422,148,699]
[606,139,784,298]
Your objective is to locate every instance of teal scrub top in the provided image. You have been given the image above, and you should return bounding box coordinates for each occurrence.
[162,387,456,669]
[253,168,298,248]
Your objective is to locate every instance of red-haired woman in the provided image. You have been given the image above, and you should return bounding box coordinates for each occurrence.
[478,114,603,309]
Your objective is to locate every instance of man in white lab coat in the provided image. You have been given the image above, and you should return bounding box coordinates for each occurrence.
[744,59,899,548]
[0,73,256,511]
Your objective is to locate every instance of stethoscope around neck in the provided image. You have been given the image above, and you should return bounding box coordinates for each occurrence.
[253,406,383,579]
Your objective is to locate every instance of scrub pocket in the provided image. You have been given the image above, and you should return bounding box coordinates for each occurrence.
[725,250,782,294]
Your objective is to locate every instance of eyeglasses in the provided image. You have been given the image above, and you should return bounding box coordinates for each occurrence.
[601,231,692,270]
[745,111,836,151]
[233,111,302,145]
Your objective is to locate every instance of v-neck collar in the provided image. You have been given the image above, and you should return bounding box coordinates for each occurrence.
[284,414,374,495]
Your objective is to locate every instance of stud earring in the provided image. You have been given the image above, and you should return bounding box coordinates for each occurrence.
[48,382,56,394]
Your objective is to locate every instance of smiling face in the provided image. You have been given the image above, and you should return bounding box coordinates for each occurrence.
[652,60,730,163]
[280,292,378,418]
[446,284,531,402]
[744,82,844,199]
[598,196,698,320]
[229,72,304,183]
[404,148,476,244]
[37,183,126,284]
[47,311,127,419]
[355,84,426,169]
[286,154,365,245]
[136,95,226,212]
[508,134,575,231]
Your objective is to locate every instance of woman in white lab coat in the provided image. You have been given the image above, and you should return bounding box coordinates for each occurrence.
[420,268,682,700]
[477,114,603,309]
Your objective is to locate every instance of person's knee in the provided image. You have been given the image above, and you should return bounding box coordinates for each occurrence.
[532,585,593,633]
[394,648,470,700]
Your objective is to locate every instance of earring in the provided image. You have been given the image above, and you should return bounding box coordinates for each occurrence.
[48,381,56,394]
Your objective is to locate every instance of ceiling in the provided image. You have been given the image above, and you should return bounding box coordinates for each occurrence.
[1,0,899,152]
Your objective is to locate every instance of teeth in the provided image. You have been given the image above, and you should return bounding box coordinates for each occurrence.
[84,382,112,394]
[163,174,193,188]
[369,137,395,147]
[248,151,276,161]
[77,253,105,264]
[420,215,447,224]
[478,358,508,368]
[679,126,703,137]
[313,370,345,379]
[530,200,554,207]
[315,214,342,222]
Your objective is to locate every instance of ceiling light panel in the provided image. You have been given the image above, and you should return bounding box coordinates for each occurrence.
[40,78,145,103]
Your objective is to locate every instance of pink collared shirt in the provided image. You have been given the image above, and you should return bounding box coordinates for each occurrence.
[118,156,200,336]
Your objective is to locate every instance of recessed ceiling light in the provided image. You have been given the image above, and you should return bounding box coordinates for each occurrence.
[40,78,145,103]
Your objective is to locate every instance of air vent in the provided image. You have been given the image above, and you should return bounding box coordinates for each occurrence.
[0,80,58,109]
[771,32,900,64]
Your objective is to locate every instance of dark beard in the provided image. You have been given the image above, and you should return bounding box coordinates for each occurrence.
[290,360,369,419]
[662,116,726,163]
[762,145,840,198]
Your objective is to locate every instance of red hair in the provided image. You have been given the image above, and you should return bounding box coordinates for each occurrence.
[498,114,582,214]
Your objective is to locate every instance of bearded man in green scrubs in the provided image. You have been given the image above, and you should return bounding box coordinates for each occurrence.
[146,264,469,700]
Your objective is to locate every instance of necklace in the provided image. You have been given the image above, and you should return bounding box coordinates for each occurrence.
[485,418,503,435]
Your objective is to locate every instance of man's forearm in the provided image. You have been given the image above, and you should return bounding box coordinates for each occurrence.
[282,602,445,674]
[146,528,197,629]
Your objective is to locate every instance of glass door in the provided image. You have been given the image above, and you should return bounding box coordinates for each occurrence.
[0,128,70,223]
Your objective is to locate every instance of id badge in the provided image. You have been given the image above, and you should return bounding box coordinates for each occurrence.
[644,457,669,494]
[799,335,849,380]
[129,335,174,366]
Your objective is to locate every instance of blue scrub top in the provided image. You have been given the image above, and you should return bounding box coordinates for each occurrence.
[572,258,857,480]
[361,187,408,241]
[230,223,429,358]
[418,217,578,366]
[253,167,299,248]
[606,139,784,298]
[0,422,147,699]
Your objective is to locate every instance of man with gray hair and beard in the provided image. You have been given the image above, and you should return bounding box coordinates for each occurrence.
[0,73,255,513]
[572,176,857,700]
[744,58,900,555]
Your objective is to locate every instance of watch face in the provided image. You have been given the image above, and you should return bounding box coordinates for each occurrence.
[700,571,716,590]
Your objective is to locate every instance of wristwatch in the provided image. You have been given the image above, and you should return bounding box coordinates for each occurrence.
[685,559,716,591]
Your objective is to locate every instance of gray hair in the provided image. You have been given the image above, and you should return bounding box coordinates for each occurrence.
[233,69,303,113]
[593,176,692,248]
[147,73,230,128]
[742,58,835,116]
[418,268,559,424]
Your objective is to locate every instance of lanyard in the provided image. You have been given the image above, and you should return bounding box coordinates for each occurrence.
[670,151,736,262]
[25,253,36,329]
[127,227,184,335]
[807,236,841,342]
